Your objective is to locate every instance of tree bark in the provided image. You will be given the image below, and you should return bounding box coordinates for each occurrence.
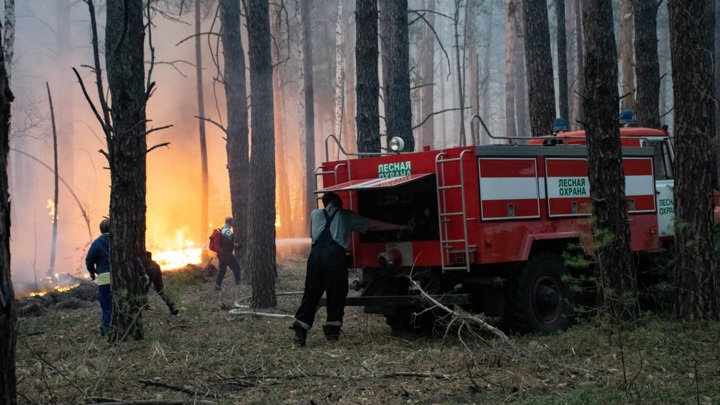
[334,0,346,160]
[300,0,316,230]
[219,0,250,266]
[453,0,466,145]
[633,0,660,128]
[571,0,584,129]
[271,4,291,238]
[195,0,209,245]
[556,0,569,120]
[0,25,15,404]
[246,0,277,309]
[106,0,148,340]
[343,0,357,153]
[523,0,556,135]
[2,0,13,81]
[356,0,381,155]
[382,0,413,151]
[505,0,522,138]
[581,0,639,321]
[46,83,59,280]
[669,0,719,320]
[619,0,635,110]
[419,0,435,149]
[467,0,479,121]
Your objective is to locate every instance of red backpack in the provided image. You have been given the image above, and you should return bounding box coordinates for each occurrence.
[208,229,223,254]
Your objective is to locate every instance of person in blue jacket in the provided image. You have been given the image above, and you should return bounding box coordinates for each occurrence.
[86,218,112,336]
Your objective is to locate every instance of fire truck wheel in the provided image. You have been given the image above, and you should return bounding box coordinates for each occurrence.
[506,253,574,334]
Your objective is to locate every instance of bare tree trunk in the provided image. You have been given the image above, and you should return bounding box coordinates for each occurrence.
[505,0,522,138]
[716,0,720,134]
[658,6,670,124]
[356,0,381,155]
[219,0,249,266]
[334,0,346,159]
[344,0,356,152]
[582,0,639,321]
[2,0,13,82]
[467,0,479,121]
[195,0,209,245]
[46,83,59,280]
[556,0,569,120]
[453,0,466,145]
[106,0,148,340]
[480,0,494,133]
[0,26,15,404]
[382,0,412,151]
[523,0,556,135]
[272,5,291,239]
[571,0,584,129]
[247,0,277,309]
[300,0,316,231]
[670,0,719,319]
[440,54,447,146]
[619,0,635,110]
[420,0,435,149]
[633,0,660,128]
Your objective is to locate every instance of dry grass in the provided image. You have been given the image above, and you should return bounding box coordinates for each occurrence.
[14,256,720,405]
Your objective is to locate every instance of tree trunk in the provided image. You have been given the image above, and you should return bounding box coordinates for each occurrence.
[556,0,569,120]
[505,0,522,138]
[523,0,556,135]
[716,0,720,134]
[480,0,494,135]
[56,0,74,189]
[581,0,639,321]
[3,0,13,81]
[467,0,479,122]
[633,0,660,128]
[356,0,381,155]
[219,0,250,266]
[106,0,147,341]
[247,0,277,309]
[334,0,346,159]
[300,0,316,231]
[619,0,635,110]
[571,0,584,129]
[271,4,291,239]
[0,27,15,404]
[657,7,669,124]
[382,0,412,151]
[195,0,209,245]
[420,0,435,149]
[453,0,466,145]
[46,83,59,280]
[669,0,719,320]
[344,0,357,153]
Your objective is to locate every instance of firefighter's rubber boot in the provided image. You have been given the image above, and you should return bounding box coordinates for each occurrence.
[323,325,341,341]
[291,323,307,347]
[167,302,179,316]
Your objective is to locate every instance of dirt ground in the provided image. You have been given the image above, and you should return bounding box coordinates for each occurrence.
[13,254,720,405]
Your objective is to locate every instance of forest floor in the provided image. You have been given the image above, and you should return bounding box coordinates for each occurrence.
[13,252,720,405]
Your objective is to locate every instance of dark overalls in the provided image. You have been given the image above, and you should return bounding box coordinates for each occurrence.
[294,209,348,337]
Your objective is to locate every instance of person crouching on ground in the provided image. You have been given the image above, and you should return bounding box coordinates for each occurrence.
[215,216,242,290]
[86,218,112,336]
[291,192,409,347]
[142,251,179,315]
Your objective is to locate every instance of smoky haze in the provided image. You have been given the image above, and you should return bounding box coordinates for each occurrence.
[5,1,309,291]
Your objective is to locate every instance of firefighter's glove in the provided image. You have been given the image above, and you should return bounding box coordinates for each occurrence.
[141,274,150,287]
[90,273,96,281]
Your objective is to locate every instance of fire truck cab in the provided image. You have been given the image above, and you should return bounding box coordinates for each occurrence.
[315,115,674,334]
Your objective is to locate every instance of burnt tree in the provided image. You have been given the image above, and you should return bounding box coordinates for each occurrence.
[523,0,556,135]
[581,0,639,320]
[356,0,380,155]
[106,0,148,339]
[0,24,15,405]
[246,0,277,308]
[633,0,660,128]
[669,0,718,319]
[219,0,250,268]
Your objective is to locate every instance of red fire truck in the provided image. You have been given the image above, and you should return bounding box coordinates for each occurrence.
[315,114,675,334]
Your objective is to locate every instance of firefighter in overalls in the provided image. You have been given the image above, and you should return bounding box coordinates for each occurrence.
[292,192,409,346]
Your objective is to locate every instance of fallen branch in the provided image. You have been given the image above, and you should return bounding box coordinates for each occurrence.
[136,380,197,396]
[88,400,215,405]
[227,310,294,319]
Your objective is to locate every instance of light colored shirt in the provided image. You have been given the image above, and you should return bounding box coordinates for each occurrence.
[310,206,370,249]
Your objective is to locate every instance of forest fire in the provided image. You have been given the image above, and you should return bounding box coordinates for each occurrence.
[147,226,203,271]
[29,283,79,297]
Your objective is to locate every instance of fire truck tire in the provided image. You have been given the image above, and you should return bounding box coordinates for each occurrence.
[505,253,574,334]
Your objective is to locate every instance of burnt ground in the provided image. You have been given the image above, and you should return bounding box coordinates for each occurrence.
[13,255,720,405]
